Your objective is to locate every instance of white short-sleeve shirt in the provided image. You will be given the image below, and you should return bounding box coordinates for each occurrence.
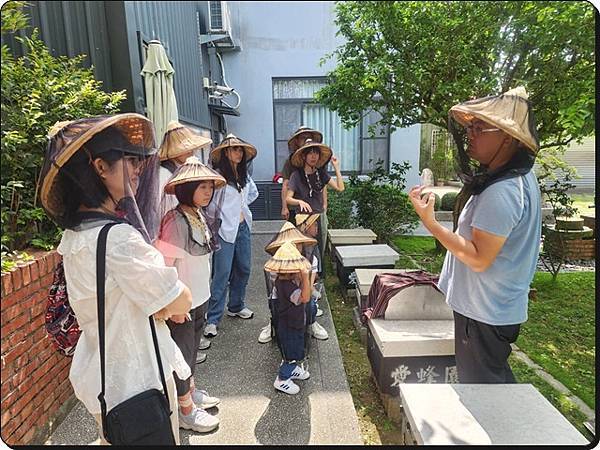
[58,223,191,415]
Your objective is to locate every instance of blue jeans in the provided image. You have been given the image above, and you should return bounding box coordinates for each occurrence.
[206,221,252,325]
[305,297,317,325]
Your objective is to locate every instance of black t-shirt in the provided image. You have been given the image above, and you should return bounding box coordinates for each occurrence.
[288,169,331,213]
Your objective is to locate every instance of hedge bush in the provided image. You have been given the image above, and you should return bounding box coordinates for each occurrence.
[326,160,419,242]
[1,25,125,252]
[441,192,459,211]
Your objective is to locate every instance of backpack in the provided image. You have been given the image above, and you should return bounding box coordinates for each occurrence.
[45,261,81,356]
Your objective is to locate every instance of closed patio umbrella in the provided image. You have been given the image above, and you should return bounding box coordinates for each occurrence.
[141,40,179,144]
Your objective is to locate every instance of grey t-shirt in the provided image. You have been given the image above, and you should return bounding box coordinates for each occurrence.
[437,170,541,326]
[288,169,331,213]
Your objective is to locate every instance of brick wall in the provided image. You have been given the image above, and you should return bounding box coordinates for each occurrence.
[545,238,596,260]
[1,251,75,445]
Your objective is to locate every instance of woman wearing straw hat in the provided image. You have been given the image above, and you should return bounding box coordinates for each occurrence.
[408,87,542,384]
[40,114,194,444]
[203,134,259,338]
[280,126,324,222]
[159,121,213,215]
[286,139,345,273]
[264,242,313,395]
[155,156,226,433]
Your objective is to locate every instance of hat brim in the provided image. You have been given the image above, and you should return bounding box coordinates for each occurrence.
[265,235,317,255]
[165,176,226,194]
[450,103,538,154]
[159,125,212,161]
[296,213,320,230]
[287,129,323,152]
[290,143,332,168]
[40,113,155,218]
[264,257,312,274]
[209,141,257,164]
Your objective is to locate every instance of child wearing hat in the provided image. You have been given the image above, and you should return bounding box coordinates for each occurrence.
[264,242,313,395]
[158,121,213,215]
[155,156,225,433]
[259,222,317,344]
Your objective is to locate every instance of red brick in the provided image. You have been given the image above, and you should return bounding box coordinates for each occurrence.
[1,304,24,328]
[2,272,13,296]
[1,328,26,354]
[18,400,34,423]
[21,426,36,445]
[10,388,36,417]
[36,257,46,277]
[11,269,22,291]
[1,389,17,410]
[2,419,19,444]
[20,265,31,287]
[1,313,30,339]
[29,261,39,282]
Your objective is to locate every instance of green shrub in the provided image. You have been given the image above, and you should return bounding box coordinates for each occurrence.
[347,160,419,241]
[1,21,126,251]
[327,186,357,229]
[441,192,458,211]
[421,192,442,211]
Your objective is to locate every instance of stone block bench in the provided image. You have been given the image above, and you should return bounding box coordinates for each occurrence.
[365,283,455,422]
[327,228,377,253]
[333,244,399,287]
[398,384,589,445]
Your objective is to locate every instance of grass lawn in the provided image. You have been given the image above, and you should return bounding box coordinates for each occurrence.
[323,255,403,445]
[517,271,595,409]
[570,193,595,218]
[390,235,446,274]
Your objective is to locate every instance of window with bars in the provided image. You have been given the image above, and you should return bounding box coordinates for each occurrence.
[272,78,389,174]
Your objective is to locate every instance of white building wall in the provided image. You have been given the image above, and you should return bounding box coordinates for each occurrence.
[221,1,422,186]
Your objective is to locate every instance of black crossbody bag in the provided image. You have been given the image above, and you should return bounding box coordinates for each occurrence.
[96,223,176,445]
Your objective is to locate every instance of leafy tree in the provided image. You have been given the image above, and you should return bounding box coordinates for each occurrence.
[2,4,126,251]
[316,1,594,179]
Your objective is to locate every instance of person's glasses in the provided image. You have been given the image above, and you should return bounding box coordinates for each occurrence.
[466,124,500,138]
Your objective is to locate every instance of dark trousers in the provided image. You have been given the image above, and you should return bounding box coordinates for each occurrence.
[453,311,521,384]
[277,323,306,380]
[167,303,208,396]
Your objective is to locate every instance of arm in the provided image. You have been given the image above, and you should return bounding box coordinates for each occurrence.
[298,269,312,304]
[409,186,507,272]
[327,156,344,192]
[281,179,290,219]
[154,284,193,320]
[323,186,328,212]
[286,187,313,213]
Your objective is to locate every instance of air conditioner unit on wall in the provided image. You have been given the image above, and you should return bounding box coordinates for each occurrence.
[208,1,231,34]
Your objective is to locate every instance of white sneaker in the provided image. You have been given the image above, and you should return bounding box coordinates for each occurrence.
[273,377,300,395]
[316,308,324,317]
[258,323,272,343]
[311,322,329,340]
[199,336,211,350]
[203,323,217,337]
[179,406,219,433]
[226,307,254,319]
[192,389,221,409]
[290,365,310,380]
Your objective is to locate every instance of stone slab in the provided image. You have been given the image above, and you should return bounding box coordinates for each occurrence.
[335,244,399,267]
[328,228,377,245]
[399,384,589,445]
[384,285,453,321]
[355,268,410,296]
[368,319,455,357]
